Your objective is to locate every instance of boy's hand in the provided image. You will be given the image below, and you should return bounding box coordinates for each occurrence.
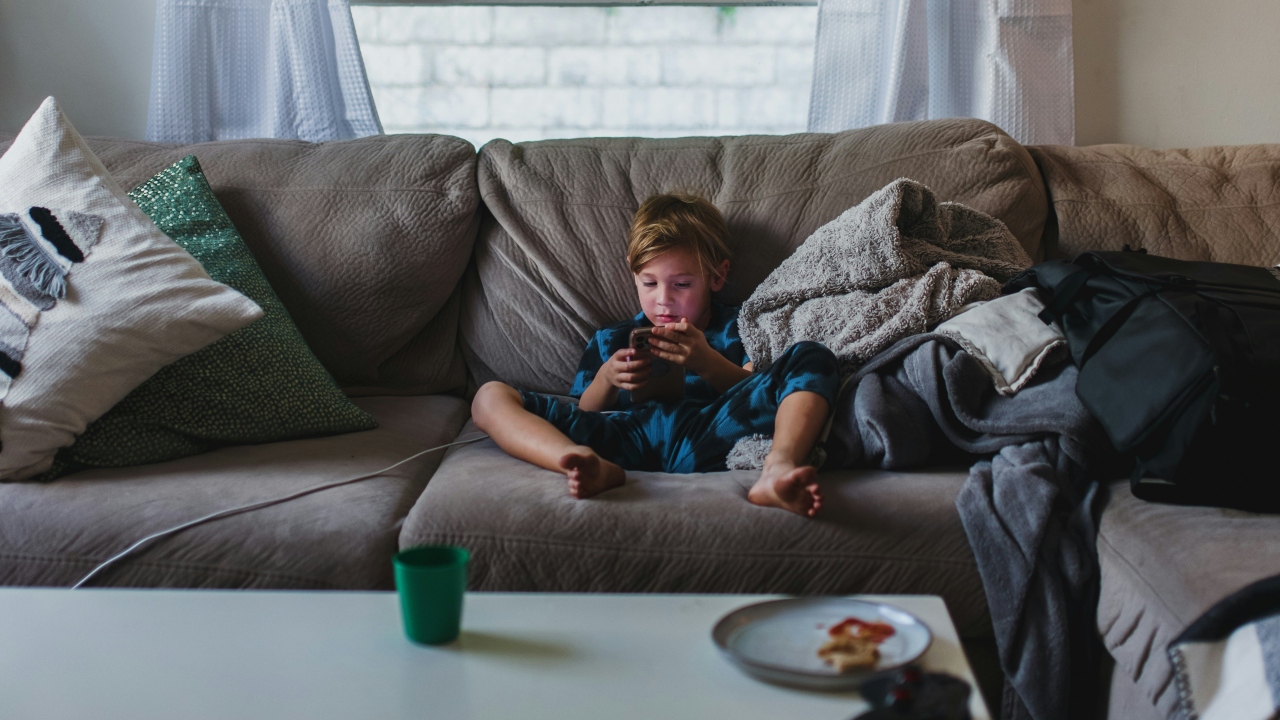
[601,347,650,391]
[648,319,716,375]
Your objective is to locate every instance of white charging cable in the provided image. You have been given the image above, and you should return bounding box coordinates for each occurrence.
[70,433,491,589]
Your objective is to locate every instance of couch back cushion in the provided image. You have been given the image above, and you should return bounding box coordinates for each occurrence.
[1030,144,1280,265]
[465,118,1047,393]
[0,133,479,396]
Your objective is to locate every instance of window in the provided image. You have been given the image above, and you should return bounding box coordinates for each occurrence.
[352,5,817,147]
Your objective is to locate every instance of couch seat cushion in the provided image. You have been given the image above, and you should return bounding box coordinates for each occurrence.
[0,395,469,590]
[401,423,992,637]
[1096,483,1280,718]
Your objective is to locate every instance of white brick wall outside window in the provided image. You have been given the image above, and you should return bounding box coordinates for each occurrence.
[352,5,817,148]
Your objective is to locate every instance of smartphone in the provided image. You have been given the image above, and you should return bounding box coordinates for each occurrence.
[628,327,685,404]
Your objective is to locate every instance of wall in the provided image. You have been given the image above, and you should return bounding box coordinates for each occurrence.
[352,5,816,148]
[1072,0,1280,147]
[0,0,156,139]
[1,0,1280,149]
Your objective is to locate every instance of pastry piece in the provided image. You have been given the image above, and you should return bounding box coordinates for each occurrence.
[817,616,897,672]
[818,633,879,671]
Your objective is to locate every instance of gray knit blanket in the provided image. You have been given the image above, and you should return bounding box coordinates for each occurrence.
[738,178,1032,375]
[827,334,1113,720]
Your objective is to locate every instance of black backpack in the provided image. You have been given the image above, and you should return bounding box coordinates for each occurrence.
[1008,250,1280,512]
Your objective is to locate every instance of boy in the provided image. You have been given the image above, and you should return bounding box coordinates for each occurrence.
[472,194,839,517]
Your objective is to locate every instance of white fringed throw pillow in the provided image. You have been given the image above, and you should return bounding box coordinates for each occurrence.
[0,97,262,479]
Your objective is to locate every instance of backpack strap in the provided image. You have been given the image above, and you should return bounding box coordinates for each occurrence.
[1077,289,1162,367]
[1038,264,1092,324]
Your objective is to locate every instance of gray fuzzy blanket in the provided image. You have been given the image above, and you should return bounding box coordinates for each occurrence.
[738,178,1032,374]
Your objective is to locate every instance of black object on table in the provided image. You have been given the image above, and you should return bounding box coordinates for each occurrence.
[852,666,971,720]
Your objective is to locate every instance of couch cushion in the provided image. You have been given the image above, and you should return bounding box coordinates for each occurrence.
[1029,143,1280,265]
[401,422,992,638]
[0,395,470,590]
[0,132,480,396]
[1096,483,1280,719]
[464,119,1047,394]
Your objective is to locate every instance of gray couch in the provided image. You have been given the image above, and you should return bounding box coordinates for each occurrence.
[1031,141,1280,720]
[1,120,1278,720]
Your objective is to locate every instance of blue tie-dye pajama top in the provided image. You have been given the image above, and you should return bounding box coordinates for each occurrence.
[520,303,840,473]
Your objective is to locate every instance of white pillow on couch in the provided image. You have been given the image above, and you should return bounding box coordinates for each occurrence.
[0,97,262,480]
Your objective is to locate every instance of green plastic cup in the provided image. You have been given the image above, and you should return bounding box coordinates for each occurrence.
[394,545,469,645]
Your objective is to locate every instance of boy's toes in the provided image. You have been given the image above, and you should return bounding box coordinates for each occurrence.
[558,447,625,500]
[807,483,823,516]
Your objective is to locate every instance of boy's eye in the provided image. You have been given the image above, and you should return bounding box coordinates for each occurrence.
[675,282,691,289]
[643,281,657,287]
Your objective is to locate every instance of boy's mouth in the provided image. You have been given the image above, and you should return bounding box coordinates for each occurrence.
[654,314,678,325]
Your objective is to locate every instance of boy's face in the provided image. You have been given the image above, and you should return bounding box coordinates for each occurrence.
[633,248,729,329]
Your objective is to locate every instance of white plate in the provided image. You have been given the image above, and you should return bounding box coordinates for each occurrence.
[711,597,933,691]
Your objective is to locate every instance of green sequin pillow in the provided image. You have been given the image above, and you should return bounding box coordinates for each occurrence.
[40,156,377,479]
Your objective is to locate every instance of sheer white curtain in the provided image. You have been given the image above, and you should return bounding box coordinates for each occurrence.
[147,0,382,143]
[808,0,1075,145]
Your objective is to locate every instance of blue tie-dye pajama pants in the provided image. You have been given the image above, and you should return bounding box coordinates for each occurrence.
[520,341,840,473]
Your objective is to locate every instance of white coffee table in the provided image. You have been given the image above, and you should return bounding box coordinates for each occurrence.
[0,589,990,720]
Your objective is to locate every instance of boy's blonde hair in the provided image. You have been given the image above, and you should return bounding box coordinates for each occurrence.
[626,193,732,280]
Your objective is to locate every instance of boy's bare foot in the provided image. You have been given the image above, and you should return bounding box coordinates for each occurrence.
[559,447,626,499]
[747,460,822,517]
